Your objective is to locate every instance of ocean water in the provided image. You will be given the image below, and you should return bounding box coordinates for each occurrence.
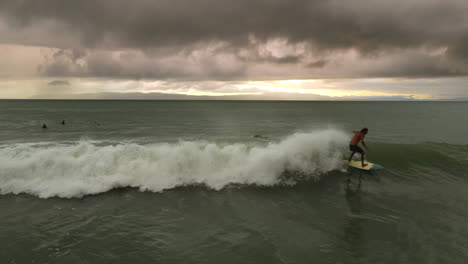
[0,100,467,263]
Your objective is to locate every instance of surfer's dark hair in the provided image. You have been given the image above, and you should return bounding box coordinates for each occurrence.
[361,128,368,133]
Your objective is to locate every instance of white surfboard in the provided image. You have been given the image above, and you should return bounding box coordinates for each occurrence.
[344,160,383,171]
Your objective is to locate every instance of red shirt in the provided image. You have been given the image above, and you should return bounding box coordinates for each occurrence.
[350,131,365,146]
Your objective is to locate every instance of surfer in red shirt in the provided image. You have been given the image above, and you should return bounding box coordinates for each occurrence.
[348,128,369,167]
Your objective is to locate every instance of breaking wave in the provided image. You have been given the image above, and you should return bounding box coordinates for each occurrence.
[0,129,348,198]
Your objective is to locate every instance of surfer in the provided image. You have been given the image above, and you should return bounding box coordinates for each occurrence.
[42,123,48,129]
[348,128,368,167]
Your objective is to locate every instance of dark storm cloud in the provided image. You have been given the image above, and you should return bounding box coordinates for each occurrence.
[1,0,468,79]
[1,0,466,51]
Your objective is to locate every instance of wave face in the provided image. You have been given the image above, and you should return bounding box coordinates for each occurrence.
[0,130,348,198]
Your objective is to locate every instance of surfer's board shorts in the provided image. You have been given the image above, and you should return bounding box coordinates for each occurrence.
[349,144,364,153]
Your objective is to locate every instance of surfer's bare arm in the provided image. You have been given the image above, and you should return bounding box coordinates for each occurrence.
[362,140,368,150]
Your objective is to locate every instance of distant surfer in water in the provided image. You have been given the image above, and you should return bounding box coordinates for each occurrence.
[348,128,368,167]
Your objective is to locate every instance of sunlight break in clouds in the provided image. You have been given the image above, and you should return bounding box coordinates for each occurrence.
[234,80,433,99]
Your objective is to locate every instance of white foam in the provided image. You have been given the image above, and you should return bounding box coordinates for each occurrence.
[0,129,348,198]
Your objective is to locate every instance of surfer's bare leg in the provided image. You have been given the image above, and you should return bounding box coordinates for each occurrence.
[348,151,355,162]
[361,152,368,167]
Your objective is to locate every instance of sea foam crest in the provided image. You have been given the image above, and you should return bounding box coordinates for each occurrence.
[0,129,348,198]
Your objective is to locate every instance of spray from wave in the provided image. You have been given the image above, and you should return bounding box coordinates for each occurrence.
[0,129,348,198]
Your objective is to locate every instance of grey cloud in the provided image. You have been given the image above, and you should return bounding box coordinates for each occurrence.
[1,0,468,79]
[447,35,468,62]
[38,48,248,80]
[36,46,468,80]
[1,0,466,51]
[360,50,467,78]
[306,60,327,68]
[48,80,69,86]
[264,55,302,64]
[38,49,86,76]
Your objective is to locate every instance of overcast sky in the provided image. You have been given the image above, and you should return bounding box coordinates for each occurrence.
[0,0,467,99]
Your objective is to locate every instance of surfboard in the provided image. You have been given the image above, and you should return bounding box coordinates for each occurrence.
[344,160,383,171]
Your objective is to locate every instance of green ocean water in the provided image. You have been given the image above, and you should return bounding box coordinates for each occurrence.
[0,100,467,263]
